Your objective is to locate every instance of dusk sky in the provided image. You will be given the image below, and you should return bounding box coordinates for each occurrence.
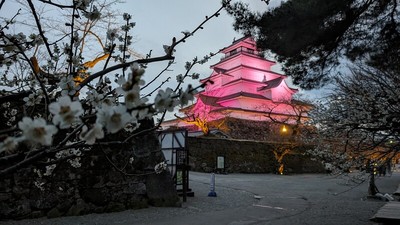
[115,1,276,90]
[115,0,324,101]
[1,0,323,105]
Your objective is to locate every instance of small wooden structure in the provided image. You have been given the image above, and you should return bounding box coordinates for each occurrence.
[393,184,400,196]
[158,129,193,202]
[371,201,400,223]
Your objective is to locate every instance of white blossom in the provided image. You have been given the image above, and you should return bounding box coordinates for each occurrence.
[59,75,78,96]
[83,5,101,21]
[43,164,57,176]
[18,117,58,146]
[0,136,18,154]
[154,161,168,174]
[71,55,80,66]
[49,96,84,129]
[176,74,184,83]
[130,62,145,76]
[163,45,169,54]
[86,90,104,107]
[179,85,195,106]
[191,73,200,79]
[34,181,45,191]
[124,85,141,109]
[116,75,132,94]
[131,106,151,120]
[79,123,104,145]
[123,13,132,21]
[106,28,119,41]
[75,0,91,10]
[67,157,81,168]
[55,148,81,159]
[96,104,132,133]
[154,88,177,112]
[23,92,43,106]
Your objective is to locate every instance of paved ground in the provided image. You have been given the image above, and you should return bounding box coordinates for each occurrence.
[2,171,400,225]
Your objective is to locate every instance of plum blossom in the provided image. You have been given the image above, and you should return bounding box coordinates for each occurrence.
[116,71,146,109]
[123,13,132,21]
[75,0,91,10]
[163,45,170,54]
[106,28,119,41]
[154,161,168,174]
[18,117,58,146]
[43,164,56,176]
[59,75,78,96]
[67,157,82,168]
[179,85,195,106]
[54,147,82,168]
[191,73,200,79]
[79,123,104,145]
[55,148,81,159]
[0,136,18,154]
[86,89,104,107]
[123,85,141,109]
[154,88,177,112]
[96,104,132,133]
[176,74,184,83]
[116,67,145,94]
[49,96,84,129]
[116,75,132,94]
[131,106,151,120]
[130,62,145,77]
[83,5,101,21]
[23,91,43,106]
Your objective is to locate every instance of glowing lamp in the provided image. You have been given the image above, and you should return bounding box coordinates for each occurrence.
[281,125,288,133]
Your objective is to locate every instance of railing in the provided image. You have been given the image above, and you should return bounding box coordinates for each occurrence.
[220,46,261,61]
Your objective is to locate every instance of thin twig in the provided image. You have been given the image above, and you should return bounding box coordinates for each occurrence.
[26,0,53,58]
[141,60,174,90]
[77,55,175,90]
[100,147,155,176]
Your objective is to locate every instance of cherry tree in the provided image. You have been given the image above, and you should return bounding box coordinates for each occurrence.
[307,65,400,195]
[0,0,227,178]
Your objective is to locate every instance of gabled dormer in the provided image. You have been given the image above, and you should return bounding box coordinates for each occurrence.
[257,77,298,102]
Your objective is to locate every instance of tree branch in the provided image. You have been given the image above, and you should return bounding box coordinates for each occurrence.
[26,0,53,58]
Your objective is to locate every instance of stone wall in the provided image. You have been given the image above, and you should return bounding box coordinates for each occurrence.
[187,137,325,174]
[0,130,179,220]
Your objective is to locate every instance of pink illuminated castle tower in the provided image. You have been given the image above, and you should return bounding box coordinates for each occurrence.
[162,37,309,136]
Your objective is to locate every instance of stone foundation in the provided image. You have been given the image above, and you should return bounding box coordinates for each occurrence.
[187,137,325,174]
[0,129,179,220]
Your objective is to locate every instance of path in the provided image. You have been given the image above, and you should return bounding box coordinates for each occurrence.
[2,171,400,225]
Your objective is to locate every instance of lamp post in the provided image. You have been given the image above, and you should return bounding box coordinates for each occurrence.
[275,124,289,175]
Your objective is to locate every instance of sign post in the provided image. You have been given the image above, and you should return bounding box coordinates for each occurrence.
[217,156,225,174]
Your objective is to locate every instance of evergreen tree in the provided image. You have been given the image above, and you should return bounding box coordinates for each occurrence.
[224,0,400,89]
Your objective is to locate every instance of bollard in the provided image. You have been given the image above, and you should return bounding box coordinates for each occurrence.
[208,173,217,197]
